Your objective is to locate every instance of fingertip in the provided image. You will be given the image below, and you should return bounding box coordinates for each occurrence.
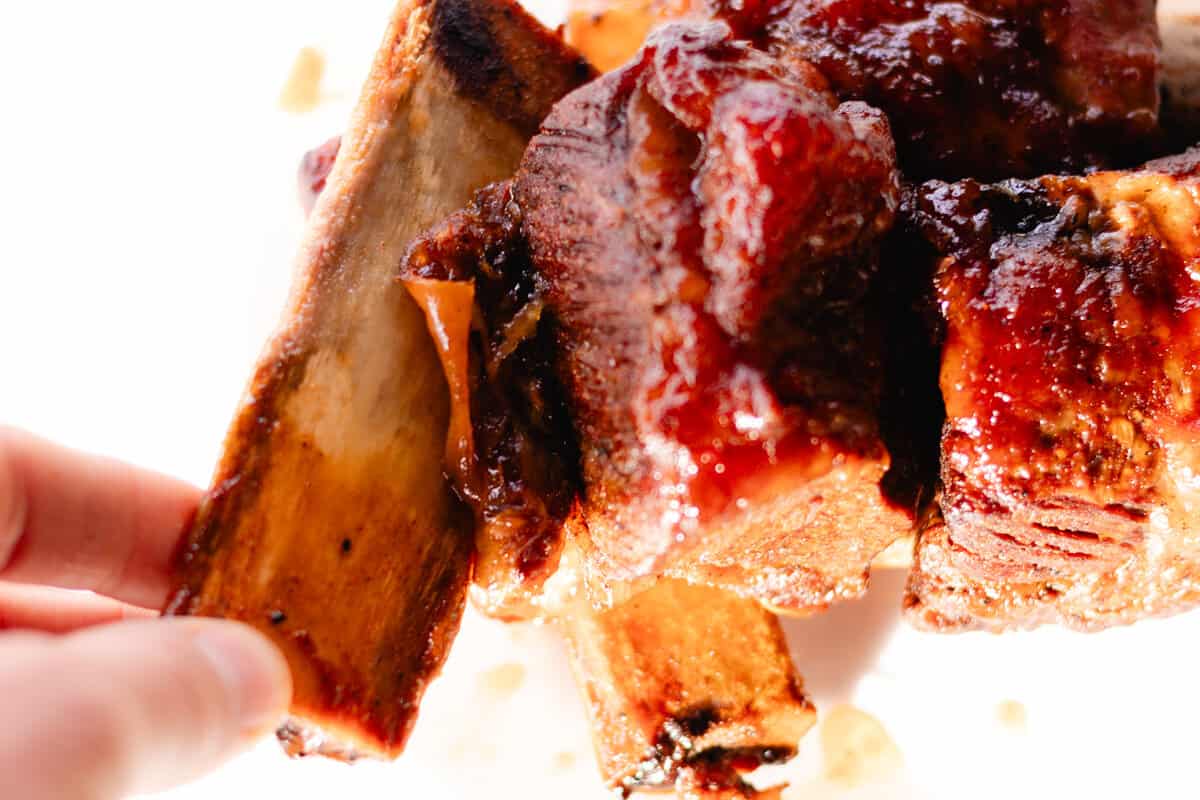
[0,618,294,799]
[188,618,293,737]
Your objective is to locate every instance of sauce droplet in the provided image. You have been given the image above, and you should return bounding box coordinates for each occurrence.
[279,47,325,113]
[820,704,902,787]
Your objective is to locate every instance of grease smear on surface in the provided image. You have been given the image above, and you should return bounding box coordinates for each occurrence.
[820,704,903,787]
[279,47,326,113]
[480,662,528,698]
[996,700,1027,732]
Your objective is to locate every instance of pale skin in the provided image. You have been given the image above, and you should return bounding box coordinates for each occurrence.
[0,427,292,800]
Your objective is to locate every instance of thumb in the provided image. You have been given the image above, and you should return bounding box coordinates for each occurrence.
[0,618,292,800]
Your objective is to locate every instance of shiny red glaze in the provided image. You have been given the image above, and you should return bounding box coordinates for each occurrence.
[515,23,908,603]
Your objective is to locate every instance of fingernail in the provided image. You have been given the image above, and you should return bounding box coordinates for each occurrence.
[192,621,292,735]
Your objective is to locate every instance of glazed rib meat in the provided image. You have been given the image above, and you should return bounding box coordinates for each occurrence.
[520,23,912,608]
[765,0,1161,179]
[166,0,591,758]
[403,22,912,612]
[904,147,1200,631]
[400,182,585,619]
[281,17,815,796]
[398,221,817,794]
[567,0,1162,179]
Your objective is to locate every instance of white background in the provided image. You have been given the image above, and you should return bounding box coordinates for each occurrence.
[3,2,1200,798]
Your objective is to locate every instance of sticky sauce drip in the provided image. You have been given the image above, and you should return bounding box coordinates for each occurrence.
[403,278,477,492]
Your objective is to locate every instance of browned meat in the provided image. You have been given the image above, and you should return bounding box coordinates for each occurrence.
[520,23,910,609]
[389,233,816,793]
[404,23,912,612]
[764,0,1161,179]
[402,198,817,793]
[567,0,1162,180]
[904,147,1200,631]
[401,182,584,618]
[559,565,813,796]
[165,0,591,759]
[402,158,819,797]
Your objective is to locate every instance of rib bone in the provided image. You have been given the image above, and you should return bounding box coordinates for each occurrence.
[165,0,591,759]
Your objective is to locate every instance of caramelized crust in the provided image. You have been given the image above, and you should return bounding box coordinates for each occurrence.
[395,193,817,789]
[166,0,588,758]
[906,148,1200,631]
[766,0,1161,179]
[405,24,911,612]
[567,0,1162,180]
[516,24,908,609]
[402,183,584,618]
[399,187,818,790]
[560,572,814,794]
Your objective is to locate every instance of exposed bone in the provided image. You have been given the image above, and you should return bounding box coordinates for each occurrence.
[164,0,591,759]
[559,568,815,795]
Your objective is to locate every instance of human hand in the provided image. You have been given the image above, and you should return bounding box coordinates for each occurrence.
[0,427,292,800]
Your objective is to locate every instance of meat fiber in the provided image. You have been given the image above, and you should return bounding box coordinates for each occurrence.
[403,23,912,612]
[566,0,1162,180]
[905,147,1200,631]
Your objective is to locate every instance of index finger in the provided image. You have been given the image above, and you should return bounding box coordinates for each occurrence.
[0,427,201,609]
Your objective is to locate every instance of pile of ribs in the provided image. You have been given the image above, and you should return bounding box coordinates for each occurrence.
[165,0,1200,795]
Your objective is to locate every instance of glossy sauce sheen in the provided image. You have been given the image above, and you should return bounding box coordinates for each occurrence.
[516,23,909,610]
[401,24,933,614]
[401,182,584,619]
[764,0,1161,179]
[906,148,1200,631]
[401,180,820,794]
[568,0,1162,180]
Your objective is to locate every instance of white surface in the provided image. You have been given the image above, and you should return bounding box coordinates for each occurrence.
[3,2,1200,798]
